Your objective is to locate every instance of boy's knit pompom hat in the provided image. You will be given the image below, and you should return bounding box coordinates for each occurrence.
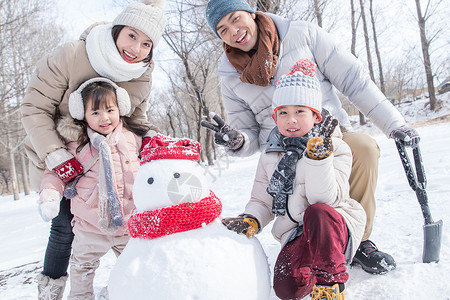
[206,0,255,37]
[68,77,131,120]
[113,0,166,47]
[272,59,323,120]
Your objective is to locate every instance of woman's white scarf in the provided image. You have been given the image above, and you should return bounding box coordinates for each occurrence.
[87,122,124,233]
[86,24,147,82]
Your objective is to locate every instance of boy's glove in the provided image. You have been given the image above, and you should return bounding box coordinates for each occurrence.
[53,158,83,184]
[390,126,420,148]
[200,112,244,151]
[306,115,338,160]
[222,217,259,238]
[38,189,62,222]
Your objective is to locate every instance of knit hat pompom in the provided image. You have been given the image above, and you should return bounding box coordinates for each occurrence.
[113,0,166,47]
[289,58,317,77]
[68,77,131,120]
[272,59,322,119]
[140,134,201,165]
[206,0,255,37]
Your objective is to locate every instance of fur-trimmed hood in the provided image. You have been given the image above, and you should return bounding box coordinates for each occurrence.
[56,116,84,143]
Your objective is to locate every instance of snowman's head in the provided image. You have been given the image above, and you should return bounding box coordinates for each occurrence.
[133,134,209,212]
[133,159,209,211]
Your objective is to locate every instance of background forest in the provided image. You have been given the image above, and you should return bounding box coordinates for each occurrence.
[0,0,449,199]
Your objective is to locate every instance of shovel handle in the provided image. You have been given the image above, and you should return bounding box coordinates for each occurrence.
[395,141,433,225]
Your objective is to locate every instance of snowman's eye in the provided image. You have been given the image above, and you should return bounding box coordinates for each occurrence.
[147,177,154,184]
[173,173,180,178]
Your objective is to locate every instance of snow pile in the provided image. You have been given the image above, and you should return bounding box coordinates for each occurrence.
[109,220,271,300]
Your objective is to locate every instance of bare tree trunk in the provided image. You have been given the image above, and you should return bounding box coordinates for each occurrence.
[8,147,19,200]
[167,109,176,137]
[358,0,376,125]
[369,0,385,94]
[414,0,437,111]
[350,0,357,57]
[20,153,30,196]
[313,0,323,27]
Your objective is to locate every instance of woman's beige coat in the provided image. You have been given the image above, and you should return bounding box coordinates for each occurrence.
[20,24,156,188]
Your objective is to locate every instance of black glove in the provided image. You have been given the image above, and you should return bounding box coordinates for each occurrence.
[306,115,339,160]
[200,112,244,151]
[390,126,420,148]
[222,217,258,238]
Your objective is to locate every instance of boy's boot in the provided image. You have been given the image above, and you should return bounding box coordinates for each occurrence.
[36,273,68,300]
[311,283,345,300]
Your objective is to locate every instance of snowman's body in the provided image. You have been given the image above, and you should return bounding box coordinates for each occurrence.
[108,157,271,300]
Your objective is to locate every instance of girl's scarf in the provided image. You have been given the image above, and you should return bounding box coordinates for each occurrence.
[87,122,124,233]
[224,12,279,87]
[128,191,222,239]
[86,24,147,82]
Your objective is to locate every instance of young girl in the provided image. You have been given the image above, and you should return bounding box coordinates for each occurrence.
[221,60,366,299]
[19,1,166,298]
[40,78,148,299]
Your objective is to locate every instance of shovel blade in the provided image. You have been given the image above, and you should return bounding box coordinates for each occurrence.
[422,219,443,263]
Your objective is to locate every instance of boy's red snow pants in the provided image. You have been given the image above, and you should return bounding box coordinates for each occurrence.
[273,203,349,300]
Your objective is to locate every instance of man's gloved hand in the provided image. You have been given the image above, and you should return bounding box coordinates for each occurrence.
[201,112,244,151]
[38,189,62,222]
[390,126,420,148]
[306,115,339,160]
[222,217,259,238]
[53,158,83,184]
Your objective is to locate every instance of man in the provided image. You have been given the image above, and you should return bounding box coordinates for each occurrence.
[202,0,420,276]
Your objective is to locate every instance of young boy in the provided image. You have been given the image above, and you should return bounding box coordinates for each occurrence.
[221,59,366,299]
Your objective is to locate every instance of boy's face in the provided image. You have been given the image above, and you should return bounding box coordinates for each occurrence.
[273,105,321,137]
[216,11,258,52]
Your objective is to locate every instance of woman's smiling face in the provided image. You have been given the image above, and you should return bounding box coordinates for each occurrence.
[115,26,153,63]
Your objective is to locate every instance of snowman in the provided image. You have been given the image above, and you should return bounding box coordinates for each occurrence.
[108,134,271,300]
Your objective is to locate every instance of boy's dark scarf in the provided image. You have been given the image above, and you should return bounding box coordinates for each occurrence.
[266,129,317,217]
[224,12,279,87]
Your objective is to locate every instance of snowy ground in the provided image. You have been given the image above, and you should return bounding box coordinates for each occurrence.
[1,94,449,299]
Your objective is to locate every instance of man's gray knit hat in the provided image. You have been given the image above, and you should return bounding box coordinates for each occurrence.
[205,0,255,37]
[113,0,166,46]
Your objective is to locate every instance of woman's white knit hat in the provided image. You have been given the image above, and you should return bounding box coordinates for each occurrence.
[272,59,322,117]
[113,0,166,47]
[68,77,131,120]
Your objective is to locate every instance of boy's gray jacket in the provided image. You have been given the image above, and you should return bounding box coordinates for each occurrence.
[218,13,405,157]
[244,137,366,262]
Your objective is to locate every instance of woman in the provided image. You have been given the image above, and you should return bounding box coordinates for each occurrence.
[19,1,166,298]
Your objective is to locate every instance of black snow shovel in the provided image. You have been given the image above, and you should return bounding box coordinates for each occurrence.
[395,141,443,263]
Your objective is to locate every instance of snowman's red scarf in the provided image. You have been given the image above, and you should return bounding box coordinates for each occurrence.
[128,191,222,239]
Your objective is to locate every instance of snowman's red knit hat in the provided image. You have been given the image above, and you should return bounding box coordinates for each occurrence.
[140,133,201,165]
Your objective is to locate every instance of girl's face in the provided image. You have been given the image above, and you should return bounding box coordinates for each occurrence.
[115,26,153,63]
[274,105,321,137]
[216,11,258,52]
[84,95,120,136]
